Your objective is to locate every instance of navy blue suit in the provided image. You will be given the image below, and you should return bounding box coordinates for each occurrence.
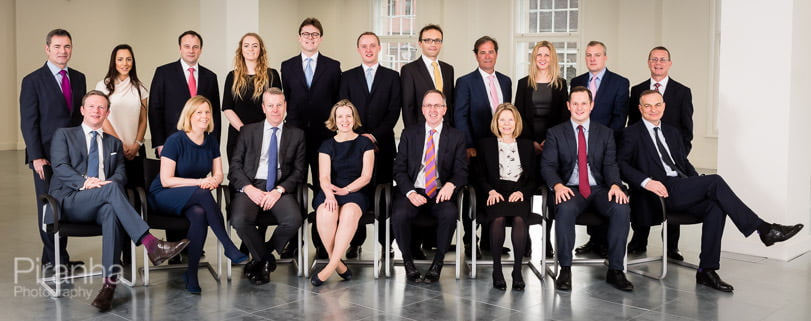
[454,69,512,148]
[571,69,629,132]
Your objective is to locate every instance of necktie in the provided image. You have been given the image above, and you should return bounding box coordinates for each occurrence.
[653,127,687,178]
[365,67,373,92]
[654,82,662,93]
[305,58,314,88]
[488,74,500,111]
[266,127,279,191]
[58,70,73,112]
[577,125,591,198]
[424,129,438,198]
[187,67,197,96]
[588,76,598,100]
[87,131,100,178]
[431,62,443,92]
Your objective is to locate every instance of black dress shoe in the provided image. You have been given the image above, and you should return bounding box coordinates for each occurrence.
[90,283,116,312]
[310,272,325,286]
[760,223,804,246]
[315,246,329,259]
[492,269,506,290]
[346,245,360,259]
[265,252,277,273]
[422,261,443,283]
[667,249,684,261]
[696,269,734,292]
[244,259,260,280]
[254,261,271,285]
[555,267,572,291]
[574,240,596,255]
[338,260,352,281]
[512,270,525,291]
[147,239,191,266]
[606,269,634,291]
[404,260,421,282]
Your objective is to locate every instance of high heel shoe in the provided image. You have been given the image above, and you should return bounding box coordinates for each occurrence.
[182,272,202,294]
[512,270,525,291]
[311,272,325,286]
[338,260,352,281]
[492,270,507,291]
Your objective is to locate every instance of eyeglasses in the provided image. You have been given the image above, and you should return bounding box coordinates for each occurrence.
[420,38,443,45]
[300,32,321,39]
[648,58,670,63]
[422,104,446,109]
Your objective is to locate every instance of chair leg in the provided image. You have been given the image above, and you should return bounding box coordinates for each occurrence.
[470,217,477,279]
[385,217,391,278]
[455,219,462,280]
[303,219,310,278]
[373,219,380,279]
[142,244,150,285]
[226,220,232,281]
[296,226,303,277]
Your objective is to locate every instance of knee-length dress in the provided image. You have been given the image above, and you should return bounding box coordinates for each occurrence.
[475,137,536,221]
[148,131,220,215]
[312,135,375,213]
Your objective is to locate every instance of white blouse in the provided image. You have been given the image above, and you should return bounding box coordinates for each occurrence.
[95,77,148,145]
[498,140,522,182]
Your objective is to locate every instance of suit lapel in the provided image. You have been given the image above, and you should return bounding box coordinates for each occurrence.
[564,125,578,163]
[369,66,381,96]
[173,62,192,99]
[471,71,490,108]
[40,64,68,109]
[278,124,289,169]
[640,123,667,173]
[102,134,115,178]
[414,59,434,88]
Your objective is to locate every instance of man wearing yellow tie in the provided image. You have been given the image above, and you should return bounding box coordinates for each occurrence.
[401,24,455,129]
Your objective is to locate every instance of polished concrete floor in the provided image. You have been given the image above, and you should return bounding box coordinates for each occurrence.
[1,149,809,321]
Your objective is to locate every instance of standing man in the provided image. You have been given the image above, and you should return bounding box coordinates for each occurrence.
[229,88,305,285]
[541,86,633,292]
[392,90,467,283]
[338,32,401,257]
[20,29,86,271]
[627,46,695,259]
[570,41,630,256]
[401,24,455,128]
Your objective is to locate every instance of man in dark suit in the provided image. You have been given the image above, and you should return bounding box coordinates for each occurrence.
[570,41,630,256]
[280,17,341,258]
[149,30,221,156]
[541,86,633,292]
[338,32,401,257]
[20,29,86,271]
[401,24,455,128]
[49,91,190,311]
[229,88,305,285]
[620,90,803,292]
[627,46,695,259]
[392,90,467,283]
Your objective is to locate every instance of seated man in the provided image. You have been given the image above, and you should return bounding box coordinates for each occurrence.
[619,90,803,292]
[49,91,189,311]
[392,89,467,283]
[541,86,633,292]
[229,88,305,285]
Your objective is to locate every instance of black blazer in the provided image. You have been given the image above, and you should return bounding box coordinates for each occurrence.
[228,123,307,194]
[393,123,467,196]
[280,54,341,139]
[628,78,694,154]
[400,58,455,128]
[454,69,512,148]
[20,63,86,165]
[475,137,536,197]
[619,121,698,226]
[571,69,630,131]
[48,126,126,223]
[513,76,569,143]
[148,60,221,147]
[540,120,622,190]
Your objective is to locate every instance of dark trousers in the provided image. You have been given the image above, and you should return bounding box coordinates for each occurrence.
[391,189,458,262]
[555,185,630,270]
[231,180,302,261]
[33,166,68,265]
[662,174,765,269]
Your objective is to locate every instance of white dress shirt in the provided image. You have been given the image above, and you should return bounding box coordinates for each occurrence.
[565,119,597,187]
[301,52,320,73]
[255,121,283,180]
[421,55,442,85]
[640,118,678,188]
[81,123,105,181]
[649,76,670,94]
[478,68,504,110]
[179,59,199,85]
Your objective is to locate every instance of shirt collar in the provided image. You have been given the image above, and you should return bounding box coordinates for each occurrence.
[421,55,439,66]
[650,75,670,87]
[425,121,443,134]
[362,63,379,72]
[264,120,283,132]
[590,68,607,81]
[641,118,661,131]
[81,123,103,137]
[478,68,496,78]
[302,52,320,62]
[179,59,198,72]
[46,60,68,76]
[570,119,591,132]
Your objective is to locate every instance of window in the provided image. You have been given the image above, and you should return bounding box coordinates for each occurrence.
[374,0,418,71]
[515,0,580,82]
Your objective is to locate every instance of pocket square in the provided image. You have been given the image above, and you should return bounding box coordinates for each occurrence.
[110,152,117,156]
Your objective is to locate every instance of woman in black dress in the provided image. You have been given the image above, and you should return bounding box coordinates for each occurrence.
[310,100,375,286]
[475,104,535,291]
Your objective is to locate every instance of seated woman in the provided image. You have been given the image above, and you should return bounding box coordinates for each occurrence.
[148,96,248,294]
[310,100,375,286]
[475,103,536,291]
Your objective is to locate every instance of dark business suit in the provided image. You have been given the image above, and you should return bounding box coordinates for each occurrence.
[20,62,86,265]
[619,121,764,269]
[148,60,221,149]
[49,126,151,276]
[392,124,468,262]
[541,121,630,270]
[228,123,306,261]
[400,58,455,128]
[571,69,630,132]
[454,69,512,148]
[628,78,694,153]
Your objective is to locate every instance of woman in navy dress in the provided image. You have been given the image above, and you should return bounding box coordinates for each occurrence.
[310,100,375,286]
[149,96,248,293]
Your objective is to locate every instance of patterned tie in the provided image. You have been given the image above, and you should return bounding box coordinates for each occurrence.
[424,129,438,198]
[431,62,443,92]
[187,67,197,96]
[305,58,314,88]
[577,125,591,198]
[87,131,100,178]
[588,76,598,100]
[266,127,279,191]
[488,74,499,111]
[653,127,687,178]
[654,82,662,94]
[365,67,373,92]
[58,70,73,112]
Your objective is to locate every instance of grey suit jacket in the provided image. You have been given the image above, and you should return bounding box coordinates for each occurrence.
[228,122,307,194]
[540,120,622,190]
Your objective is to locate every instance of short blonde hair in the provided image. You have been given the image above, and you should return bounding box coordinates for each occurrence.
[324,99,362,131]
[176,96,214,133]
[490,103,523,138]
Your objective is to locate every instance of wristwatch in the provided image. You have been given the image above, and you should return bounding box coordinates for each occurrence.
[275,186,285,194]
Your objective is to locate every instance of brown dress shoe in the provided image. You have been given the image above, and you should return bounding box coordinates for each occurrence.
[90,283,116,312]
[147,238,191,266]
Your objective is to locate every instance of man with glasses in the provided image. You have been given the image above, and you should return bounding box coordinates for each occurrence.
[626,46,695,259]
[401,24,455,128]
[280,17,341,258]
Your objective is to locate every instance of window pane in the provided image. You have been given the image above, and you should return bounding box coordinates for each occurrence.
[529,12,539,33]
[539,11,553,32]
[569,10,578,31]
[554,0,568,9]
[540,0,553,10]
[530,0,539,10]
[554,11,567,32]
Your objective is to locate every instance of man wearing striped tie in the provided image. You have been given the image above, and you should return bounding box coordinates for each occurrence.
[392,90,468,283]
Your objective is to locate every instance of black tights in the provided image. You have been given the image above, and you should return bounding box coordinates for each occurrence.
[490,216,528,272]
[183,189,241,285]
